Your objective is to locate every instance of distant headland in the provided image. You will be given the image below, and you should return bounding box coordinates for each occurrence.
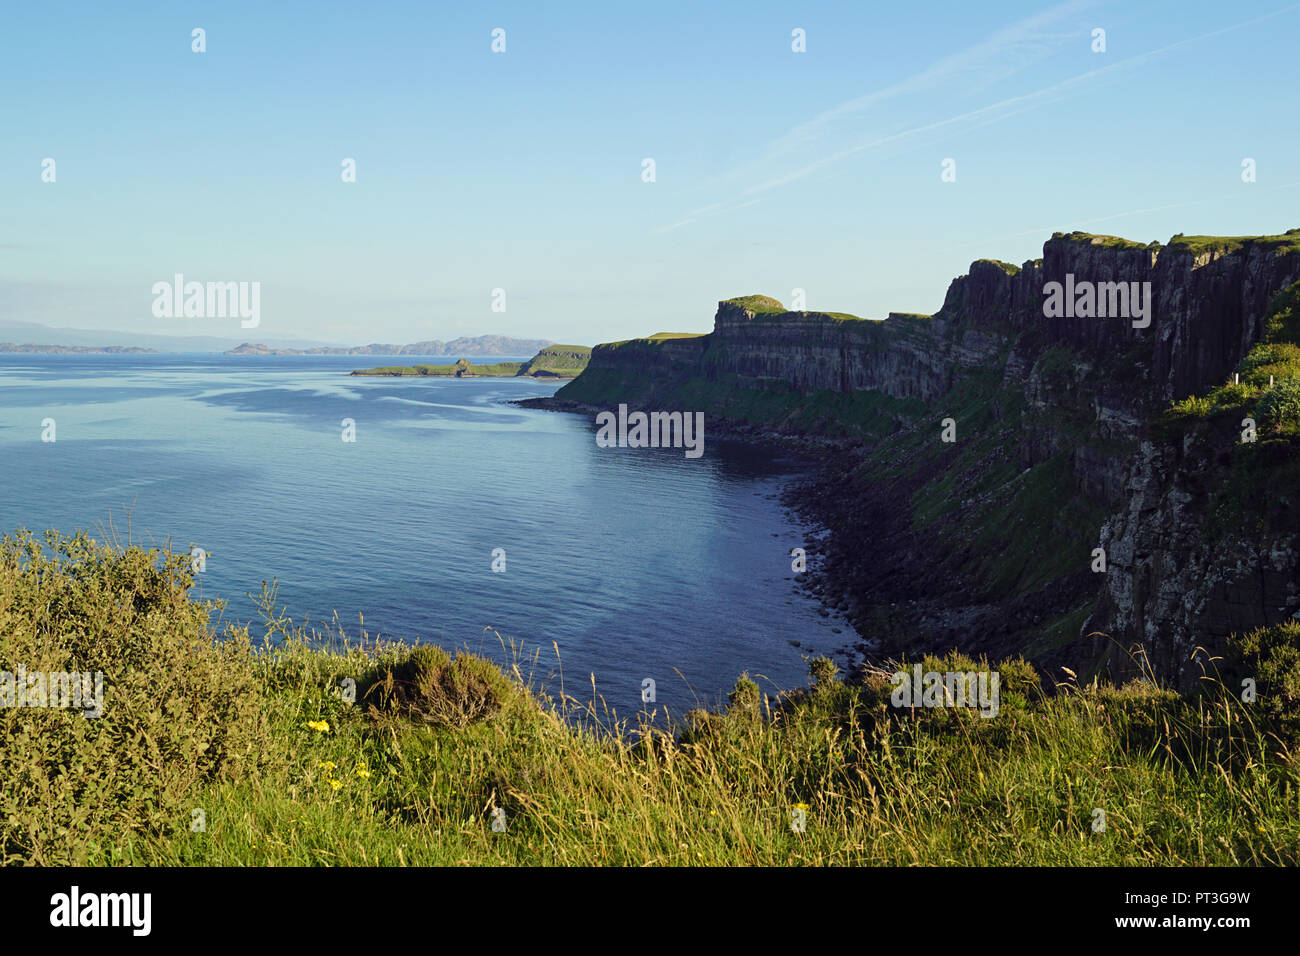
[350,345,592,379]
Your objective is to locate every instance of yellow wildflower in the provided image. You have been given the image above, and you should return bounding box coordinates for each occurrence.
[306,720,330,733]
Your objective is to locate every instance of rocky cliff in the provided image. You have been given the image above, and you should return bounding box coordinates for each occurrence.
[556,229,1300,687]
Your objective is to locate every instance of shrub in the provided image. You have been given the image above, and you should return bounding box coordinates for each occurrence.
[1168,395,1212,419]
[1212,381,1254,409]
[1229,621,1300,745]
[1241,342,1300,379]
[356,644,521,727]
[1254,379,1300,434]
[1262,281,1300,343]
[0,530,270,864]
[994,656,1043,712]
[808,656,838,686]
[726,673,761,714]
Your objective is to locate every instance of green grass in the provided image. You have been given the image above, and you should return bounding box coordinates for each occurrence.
[515,345,591,378]
[3,531,1299,866]
[723,295,786,314]
[353,345,594,379]
[596,332,707,350]
[560,367,925,441]
[1052,231,1160,251]
[977,259,1021,275]
[351,361,524,377]
[1166,229,1300,258]
[858,364,1114,600]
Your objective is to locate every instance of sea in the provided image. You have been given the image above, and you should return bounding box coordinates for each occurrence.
[0,353,846,715]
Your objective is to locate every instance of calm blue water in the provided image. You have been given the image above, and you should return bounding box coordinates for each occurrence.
[0,353,842,713]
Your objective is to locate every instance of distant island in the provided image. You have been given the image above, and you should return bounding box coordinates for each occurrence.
[0,343,158,354]
[226,334,554,357]
[351,346,592,379]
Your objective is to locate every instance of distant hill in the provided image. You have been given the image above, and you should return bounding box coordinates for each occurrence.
[0,343,157,354]
[227,335,554,357]
[0,321,334,353]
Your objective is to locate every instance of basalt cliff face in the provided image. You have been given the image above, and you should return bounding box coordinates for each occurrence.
[557,230,1300,687]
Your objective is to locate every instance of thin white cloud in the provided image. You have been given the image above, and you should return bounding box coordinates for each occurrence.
[662,3,1300,232]
[749,3,1300,197]
[657,198,762,233]
[763,0,1094,161]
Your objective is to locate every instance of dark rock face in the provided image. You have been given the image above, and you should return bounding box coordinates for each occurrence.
[567,231,1300,682]
[706,305,953,401]
[1089,428,1300,687]
[585,234,1299,410]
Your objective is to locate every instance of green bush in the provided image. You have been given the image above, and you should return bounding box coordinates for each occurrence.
[1229,621,1300,745]
[726,673,761,714]
[1254,379,1300,434]
[1168,394,1213,418]
[1241,342,1300,380]
[0,531,271,864]
[356,644,521,727]
[808,656,838,686]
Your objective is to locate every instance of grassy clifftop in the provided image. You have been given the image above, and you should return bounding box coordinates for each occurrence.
[3,530,1298,865]
[1047,227,1300,258]
[723,294,866,322]
[353,345,592,379]
[1165,228,1300,258]
[516,345,592,377]
[724,294,786,314]
[352,358,524,377]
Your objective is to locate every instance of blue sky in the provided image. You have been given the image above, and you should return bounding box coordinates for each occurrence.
[3,0,1298,346]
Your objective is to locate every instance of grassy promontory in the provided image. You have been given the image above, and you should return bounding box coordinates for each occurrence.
[351,357,524,377]
[3,530,1298,866]
[352,345,592,379]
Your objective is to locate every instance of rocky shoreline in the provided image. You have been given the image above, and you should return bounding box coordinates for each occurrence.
[512,393,1097,678]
